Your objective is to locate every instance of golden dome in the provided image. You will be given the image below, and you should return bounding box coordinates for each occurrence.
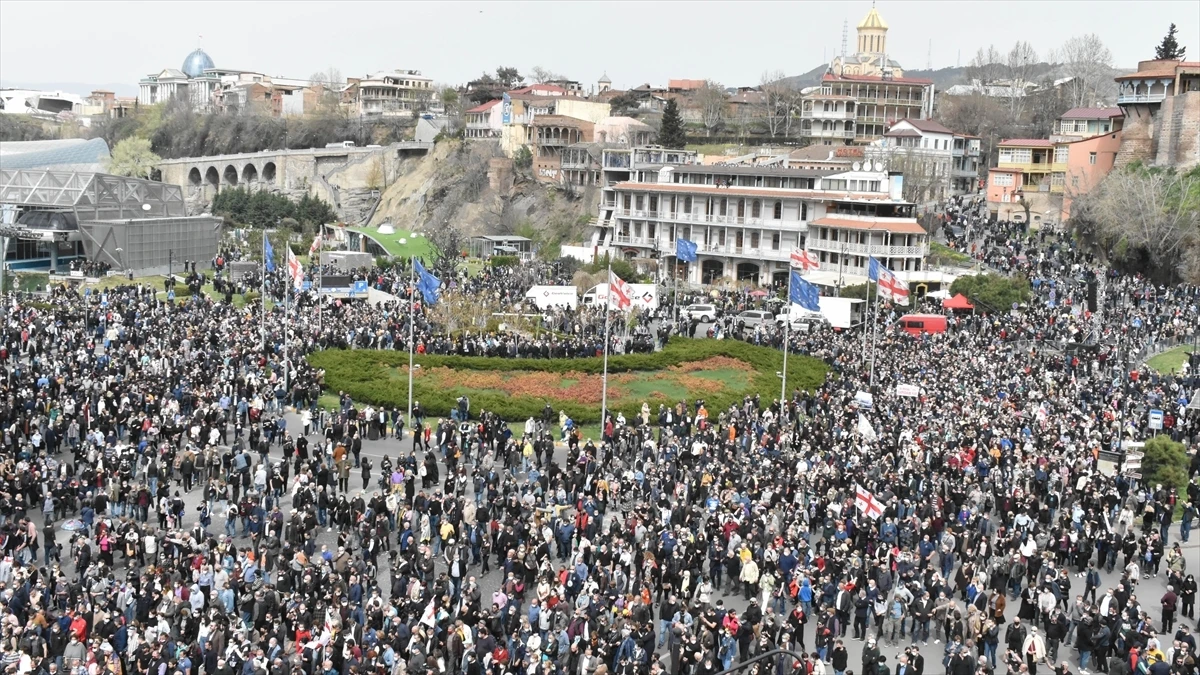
[857,7,888,30]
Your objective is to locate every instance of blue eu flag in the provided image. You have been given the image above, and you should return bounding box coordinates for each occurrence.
[789,270,820,312]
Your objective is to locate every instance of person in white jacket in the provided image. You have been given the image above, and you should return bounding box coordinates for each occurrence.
[1022,628,1047,672]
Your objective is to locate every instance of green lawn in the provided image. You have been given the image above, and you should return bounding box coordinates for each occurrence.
[348,226,434,260]
[1146,345,1194,374]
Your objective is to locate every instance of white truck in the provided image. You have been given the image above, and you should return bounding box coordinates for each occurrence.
[524,285,579,310]
[582,283,659,311]
[776,296,864,330]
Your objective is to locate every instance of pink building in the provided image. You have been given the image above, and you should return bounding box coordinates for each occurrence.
[1060,130,1122,219]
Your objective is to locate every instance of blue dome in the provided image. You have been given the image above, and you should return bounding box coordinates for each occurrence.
[182,48,214,78]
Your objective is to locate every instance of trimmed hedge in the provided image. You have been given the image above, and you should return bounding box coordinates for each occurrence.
[308,338,827,424]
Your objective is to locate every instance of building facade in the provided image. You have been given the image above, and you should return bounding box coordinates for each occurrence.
[1115,59,1200,169]
[594,151,927,288]
[865,119,981,203]
[343,70,435,118]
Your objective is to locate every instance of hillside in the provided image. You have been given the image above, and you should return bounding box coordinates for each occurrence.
[369,139,598,250]
[776,63,976,90]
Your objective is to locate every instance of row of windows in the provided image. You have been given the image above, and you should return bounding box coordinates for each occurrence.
[623,194,807,220]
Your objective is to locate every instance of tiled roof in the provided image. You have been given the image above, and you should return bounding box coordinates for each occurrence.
[464,100,499,113]
[668,79,705,90]
[1060,107,1123,119]
[900,118,954,134]
[823,72,933,85]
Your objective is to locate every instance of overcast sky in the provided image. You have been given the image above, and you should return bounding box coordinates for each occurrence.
[2,0,1197,94]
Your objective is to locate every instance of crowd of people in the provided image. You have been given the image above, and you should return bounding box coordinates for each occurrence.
[0,208,1197,675]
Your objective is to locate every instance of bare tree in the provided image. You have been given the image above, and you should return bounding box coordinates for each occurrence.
[695,81,728,137]
[966,46,1007,84]
[758,70,793,137]
[529,66,565,84]
[308,67,344,88]
[1004,41,1038,116]
[1058,34,1114,107]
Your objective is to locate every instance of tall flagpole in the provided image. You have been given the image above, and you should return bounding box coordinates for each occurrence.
[869,277,879,386]
[861,232,872,367]
[283,269,290,408]
[406,255,416,429]
[600,259,612,428]
[261,233,268,355]
[781,268,791,404]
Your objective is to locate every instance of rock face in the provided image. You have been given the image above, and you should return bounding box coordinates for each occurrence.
[370,140,598,245]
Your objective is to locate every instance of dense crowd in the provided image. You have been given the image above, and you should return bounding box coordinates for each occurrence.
[0,208,1197,675]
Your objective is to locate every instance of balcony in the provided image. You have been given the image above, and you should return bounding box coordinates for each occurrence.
[857,116,886,125]
[804,128,855,139]
[801,109,852,120]
[1117,93,1167,105]
[613,208,805,230]
[996,161,1053,175]
[808,240,928,258]
[612,235,656,247]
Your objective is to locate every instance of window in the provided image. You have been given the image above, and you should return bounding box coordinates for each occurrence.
[771,233,780,250]
[1054,147,1069,163]
[773,201,782,219]
[1089,152,1097,165]
[684,196,692,214]
[750,232,760,249]
[751,200,761,218]
[800,203,808,221]
[992,173,1014,187]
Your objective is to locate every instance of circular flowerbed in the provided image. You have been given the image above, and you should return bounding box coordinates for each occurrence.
[307,338,827,424]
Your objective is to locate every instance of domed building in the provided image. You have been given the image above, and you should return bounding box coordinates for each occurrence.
[181,48,215,79]
[138,47,225,111]
[830,5,905,78]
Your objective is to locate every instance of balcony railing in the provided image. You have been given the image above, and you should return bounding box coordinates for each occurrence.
[1117,93,1167,104]
[804,128,855,139]
[808,240,928,257]
[801,109,852,119]
[612,209,807,229]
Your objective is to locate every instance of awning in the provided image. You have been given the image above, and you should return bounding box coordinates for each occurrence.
[942,293,974,310]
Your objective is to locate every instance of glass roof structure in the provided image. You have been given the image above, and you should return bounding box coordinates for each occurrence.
[0,169,185,220]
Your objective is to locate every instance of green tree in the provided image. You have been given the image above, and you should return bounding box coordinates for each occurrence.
[1154,23,1186,60]
[1140,436,1189,498]
[950,273,1031,311]
[657,99,686,149]
[608,92,642,117]
[513,145,533,170]
[107,137,161,179]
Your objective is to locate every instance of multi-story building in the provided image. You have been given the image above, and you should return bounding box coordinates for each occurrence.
[342,70,435,117]
[986,107,1124,223]
[595,150,927,288]
[1115,59,1200,169]
[464,100,502,139]
[865,119,981,203]
[800,6,935,146]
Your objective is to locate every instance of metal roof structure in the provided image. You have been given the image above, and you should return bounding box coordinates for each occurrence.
[0,137,111,172]
[0,169,185,220]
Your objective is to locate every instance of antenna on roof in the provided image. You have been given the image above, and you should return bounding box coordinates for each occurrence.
[957,49,961,68]
[840,19,848,62]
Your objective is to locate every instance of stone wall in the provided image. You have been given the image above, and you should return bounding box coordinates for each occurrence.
[1115,104,1157,167]
[1116,92,1200,170]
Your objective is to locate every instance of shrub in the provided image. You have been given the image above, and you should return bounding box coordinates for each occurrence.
[489,255,519,268]
[949,273,1031,312]
[308,338,827,424]
[1140,436,1190,497]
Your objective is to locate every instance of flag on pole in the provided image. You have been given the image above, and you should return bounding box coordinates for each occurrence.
[855,485,884,519]
[419,598,438,628]
[790,249,820,271]
[309,234,323,255]
[287,247,304,290]
[413,259,441,305]
[867,257,909,305]
[675,238,698,263]
[608,270,633,310]
[857,413,877,442]
[264,238,276,273]
[788,270,820,312]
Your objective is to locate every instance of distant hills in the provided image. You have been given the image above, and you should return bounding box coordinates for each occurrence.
[776,61,1128,94]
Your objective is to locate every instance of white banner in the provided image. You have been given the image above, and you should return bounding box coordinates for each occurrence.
[895,384,920,398]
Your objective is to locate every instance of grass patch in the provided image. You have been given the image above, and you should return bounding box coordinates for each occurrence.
[929,241,971,266]
[686,143,744,156]
[1146,345,1194,374]
[308,338,826,424]
[348,226,435,260]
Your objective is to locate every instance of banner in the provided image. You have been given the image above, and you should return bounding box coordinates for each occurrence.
[895,384,920,397]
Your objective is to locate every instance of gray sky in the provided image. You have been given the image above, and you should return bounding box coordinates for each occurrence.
[2,0,1197,94]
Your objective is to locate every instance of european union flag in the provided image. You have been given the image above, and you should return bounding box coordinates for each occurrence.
[789,270,820,312]
[414,259,441,305]
[867,256,883,282]
[675,238,698,263]
[264,238,276,273]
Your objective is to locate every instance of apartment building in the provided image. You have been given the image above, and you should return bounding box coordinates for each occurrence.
[343,70,435,117]
[865,119,981,203]
[595,150,927,288]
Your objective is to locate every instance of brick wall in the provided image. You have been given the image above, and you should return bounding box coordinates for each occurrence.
[1115,104,1157,167]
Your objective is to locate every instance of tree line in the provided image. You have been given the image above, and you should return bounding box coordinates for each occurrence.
[211,187,337,233]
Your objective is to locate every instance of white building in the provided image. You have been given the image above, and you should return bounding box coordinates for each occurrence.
[864,119,981,202]
[343,70,435,117]
[595,149,929,288]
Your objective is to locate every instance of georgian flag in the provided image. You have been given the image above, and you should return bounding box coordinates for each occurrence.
[287,247,304,290]
[855,484,884,519]
[790,249,820,271]
[867,257,909,306]
[608,270,633,311]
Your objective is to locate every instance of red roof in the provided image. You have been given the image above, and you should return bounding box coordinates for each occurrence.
[1060,107,1123,119]
[668,79,705,90]
[509,84,568,95]
[822,72,933,85]
[998,138,1054,147]
[465,100,499,113]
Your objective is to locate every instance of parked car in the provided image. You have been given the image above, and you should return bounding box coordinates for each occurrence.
[736,310,774,330]
[684,303,718,322]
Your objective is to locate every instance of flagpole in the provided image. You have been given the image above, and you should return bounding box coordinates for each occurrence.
[870,268,880,387]
[861,238,871,366]
[407,254,416,430]
[261,232,267,355]
[600,259,612,429]
[781,269,791,405]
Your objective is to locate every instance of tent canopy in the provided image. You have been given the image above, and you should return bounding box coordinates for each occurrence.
[942,293,974,310]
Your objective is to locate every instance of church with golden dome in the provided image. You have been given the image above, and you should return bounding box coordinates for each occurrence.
[830,5,906,78]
